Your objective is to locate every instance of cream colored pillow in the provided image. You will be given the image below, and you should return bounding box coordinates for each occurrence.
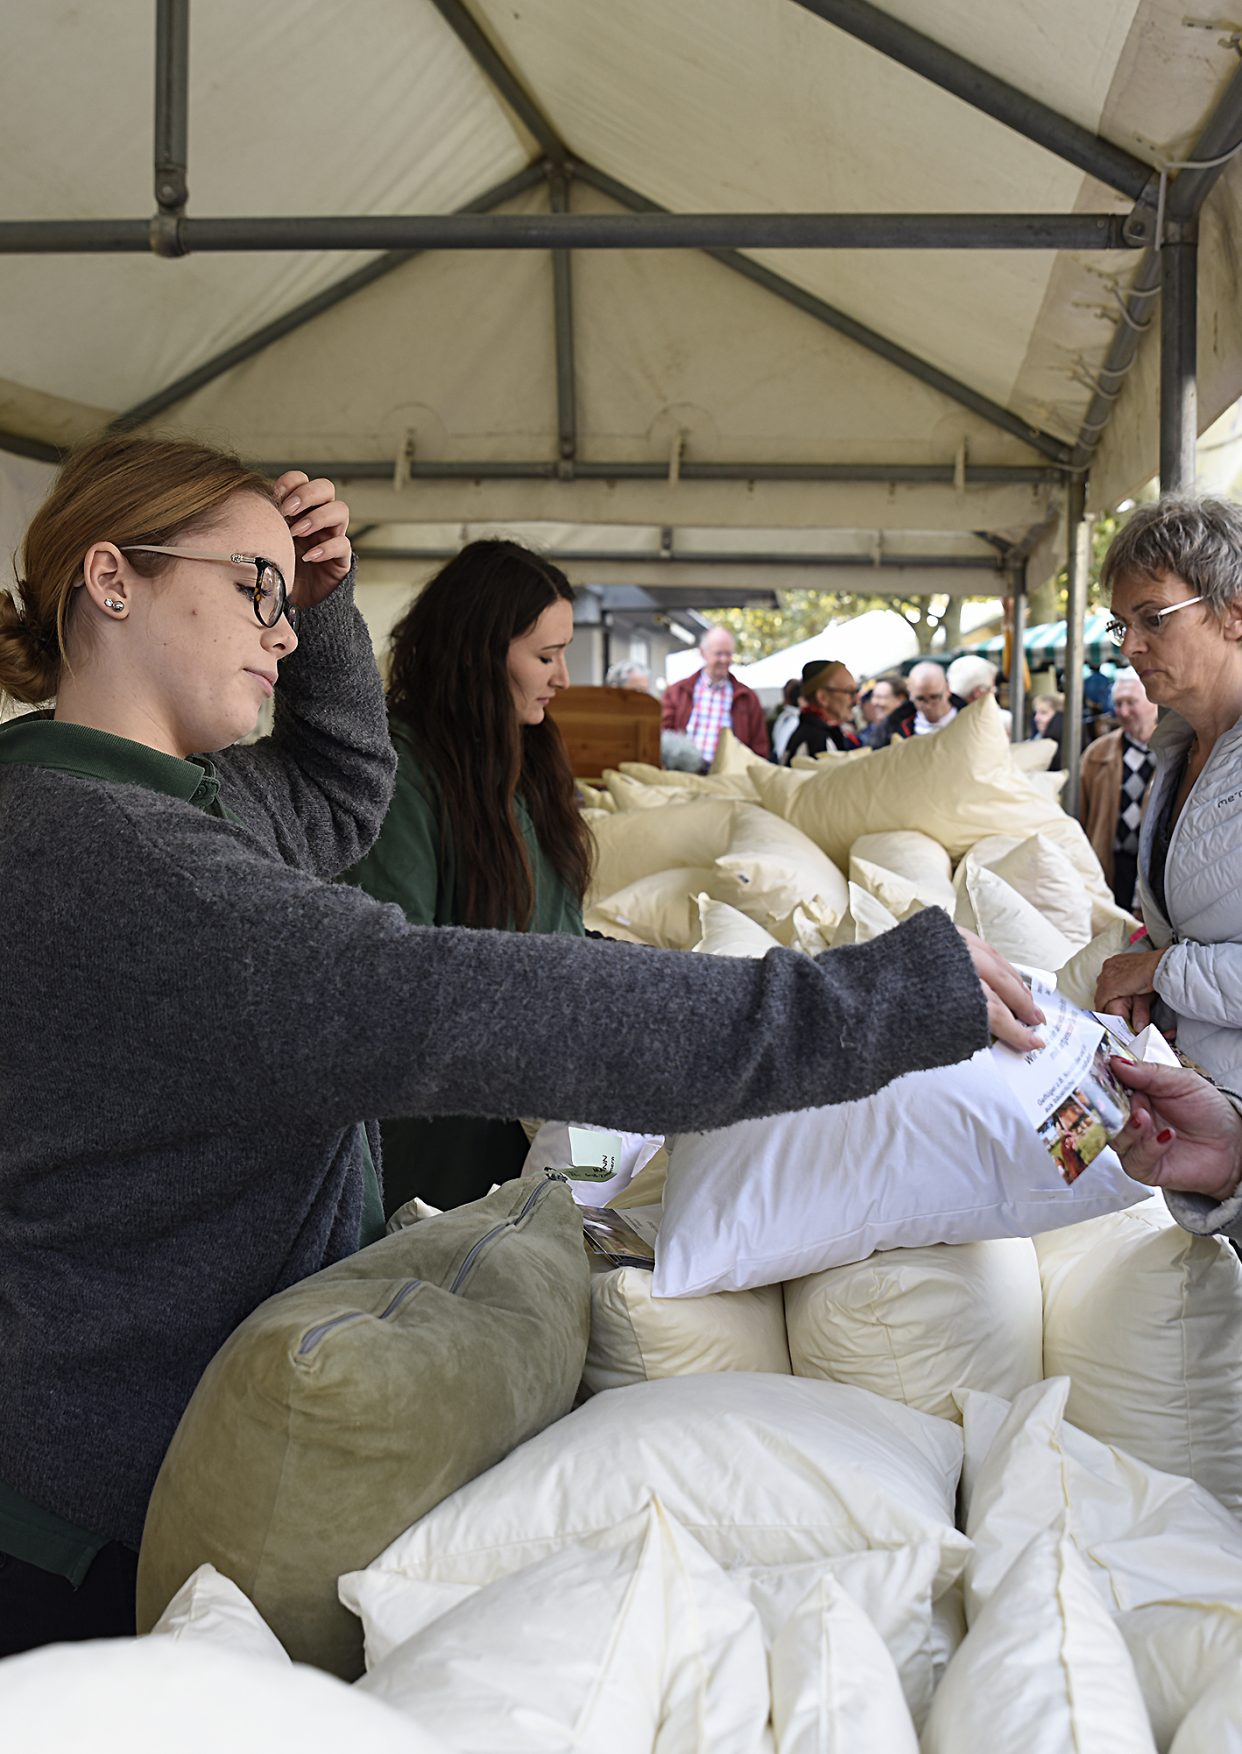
[1054,918,1133,1008]
[922,1526,1156,1754]
[848,856,927,919]
[849,830,955,909]
[959,1377,1242,1626]
[982,834,1094,947]
[577,781,613,810]
[710,727,767,778]
[586,867,721,948]
[1010,738,1057,773]
[353,1501,770,1754]
[769,1573,919,1754]
[789,895,841,955]
[584,1270,791,1394]
[714,804,849,930]
[783,1239,1043,1424]
[693,896,786,958]
[586,799,738,904]
[954,863,1075,970]
[828,883,905,947]
[749,696,1109,898]
[1035,1202,1242,1516]
[604,771,700,810]
[1027,768,1069,803]
[357,1374,970,1600]
[619,760,759,800]
[1169,1660,1242,1753]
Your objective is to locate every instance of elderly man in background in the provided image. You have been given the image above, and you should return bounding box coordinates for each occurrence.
[604,660,652,693]
[948,653,1012,735]
[1079,667,1158,908]
[886,661,964,739]
[661,624,770,764]
[782,660,862,763]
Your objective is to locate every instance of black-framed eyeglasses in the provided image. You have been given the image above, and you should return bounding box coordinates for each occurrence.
[1105,594,1203,646]
[120,545,299,631]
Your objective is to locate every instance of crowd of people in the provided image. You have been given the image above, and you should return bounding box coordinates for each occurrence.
[0,434,1239,1661]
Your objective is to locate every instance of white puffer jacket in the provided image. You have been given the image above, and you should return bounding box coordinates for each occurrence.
[1142,708,1242,1091]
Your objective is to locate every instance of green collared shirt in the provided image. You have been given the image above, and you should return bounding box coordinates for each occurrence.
[0,713,385,1581]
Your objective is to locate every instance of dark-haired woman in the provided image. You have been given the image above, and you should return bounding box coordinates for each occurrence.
[347,540,592,1213]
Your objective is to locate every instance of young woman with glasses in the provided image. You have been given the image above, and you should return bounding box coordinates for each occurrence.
[0,432,1040,1654]
[1093,496,1242,1088]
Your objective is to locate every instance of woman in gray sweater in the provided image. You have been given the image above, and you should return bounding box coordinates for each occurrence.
[0,433,1038,1654]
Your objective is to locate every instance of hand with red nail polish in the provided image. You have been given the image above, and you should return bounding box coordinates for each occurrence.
[1109,1056,1242,1202]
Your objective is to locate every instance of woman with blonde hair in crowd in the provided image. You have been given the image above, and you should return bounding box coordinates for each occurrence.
[0,433,1038,1653]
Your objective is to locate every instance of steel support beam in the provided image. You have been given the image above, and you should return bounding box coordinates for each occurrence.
[550,169,577,464]
[110,163,545,430]
[0,210,1133,256]
[353,544,1001,570]
[1160,229,1198,493]
[154,0,189,211]
[1072,60,1242,465]
[1008,568,1027,744]
[787,0,1154,203]
[573,161,1073,464]
[249,457,1062,485]
[425,0,563,159]
[1063,474,1088,817]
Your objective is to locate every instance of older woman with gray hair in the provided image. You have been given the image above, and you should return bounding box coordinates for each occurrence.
[1094,497,1242,1086]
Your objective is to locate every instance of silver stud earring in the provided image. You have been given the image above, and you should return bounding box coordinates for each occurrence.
[104,598,125,612]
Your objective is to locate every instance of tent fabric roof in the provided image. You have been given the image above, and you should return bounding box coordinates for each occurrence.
[2,0,1242,613]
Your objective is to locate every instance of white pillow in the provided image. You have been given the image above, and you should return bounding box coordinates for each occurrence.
[959,1378,1242,1626]
[586,799,738,904]
[354,1500,770,1754]
[954,863,1076,970]
[585,1268,790,1393]
[1027,769,1069,803]
[693,895,785,958]
[849,830,955,909]
[749,696,1110,898]
[922,1526,1157,1754]
[789,894,845,955]
[738,1543,952,1730]
[784,1239,1043,1422]
[149,1563,289,1664]
[0,1639,446,1754]
[655,1053,1146,1296]
[1169,1660,1242,1753]
[982,833,1095,947]
[356,1374,970,1602]
[714,804,849,930]
[586,866,721,947]
[1009,738,1057,773]
[1119,1603,1242,1751]
[1035,1202,1242,1517]
[769,1573,919,1754]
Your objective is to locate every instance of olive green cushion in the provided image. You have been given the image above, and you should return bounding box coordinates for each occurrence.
[136,1178,590,1678]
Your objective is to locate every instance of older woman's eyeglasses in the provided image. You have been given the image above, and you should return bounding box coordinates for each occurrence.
[120,545,298,631]
[1105,595,1203,646]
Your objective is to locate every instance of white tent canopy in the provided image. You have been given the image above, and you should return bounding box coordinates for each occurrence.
[2,0,1242,637]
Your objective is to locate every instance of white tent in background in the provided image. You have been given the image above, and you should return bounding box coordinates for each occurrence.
[667,609,920,698]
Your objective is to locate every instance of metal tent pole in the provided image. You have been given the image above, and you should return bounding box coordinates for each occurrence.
[1160,226,1198,493]
[1062,476,1089,817]
[550,168,577,468]
[152,0,190,256]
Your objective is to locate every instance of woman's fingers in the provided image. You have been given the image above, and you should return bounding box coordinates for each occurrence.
[289,496,350,542]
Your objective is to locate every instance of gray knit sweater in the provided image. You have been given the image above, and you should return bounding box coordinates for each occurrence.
[0,575,988,1549]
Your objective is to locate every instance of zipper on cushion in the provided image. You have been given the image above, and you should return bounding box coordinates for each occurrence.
[448,1179,559,1294]
[296,1278,424,1356]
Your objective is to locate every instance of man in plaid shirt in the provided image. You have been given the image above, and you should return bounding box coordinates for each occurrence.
[661,626,770,766]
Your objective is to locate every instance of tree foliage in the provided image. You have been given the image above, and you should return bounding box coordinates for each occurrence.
[695,590,960,665]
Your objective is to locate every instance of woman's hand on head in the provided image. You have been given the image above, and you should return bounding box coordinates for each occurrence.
[273,471,352,607]
[957,927,1046,1053]
[1109,1056,1242,1203]
[1093,948,1165,1031]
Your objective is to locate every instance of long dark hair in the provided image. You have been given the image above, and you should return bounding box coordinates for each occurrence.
[386,539,592,930]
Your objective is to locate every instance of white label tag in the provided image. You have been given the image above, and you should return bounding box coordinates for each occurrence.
[567,1126,623,1179]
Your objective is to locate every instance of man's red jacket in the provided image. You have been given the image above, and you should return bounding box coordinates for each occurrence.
[661,670,771,759]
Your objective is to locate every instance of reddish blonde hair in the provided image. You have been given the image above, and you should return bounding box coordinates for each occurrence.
[0,432,277,705]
